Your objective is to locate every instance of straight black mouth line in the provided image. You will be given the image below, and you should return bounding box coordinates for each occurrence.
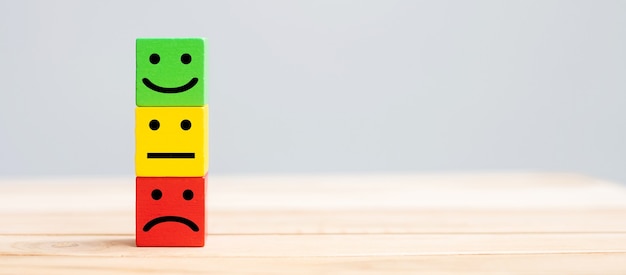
[147,153,195,159]
[142,77,198,93]
[143,216,199,232]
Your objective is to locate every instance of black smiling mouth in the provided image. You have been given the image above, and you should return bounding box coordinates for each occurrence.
[143,216,199,232]
[142,77,198,93]
[147,153,195,159]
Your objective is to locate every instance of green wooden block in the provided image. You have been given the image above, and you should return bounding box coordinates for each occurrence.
[136,38,207,106]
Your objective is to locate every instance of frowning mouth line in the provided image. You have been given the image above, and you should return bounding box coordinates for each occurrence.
[147,153,195,159]
[143,216,199,232]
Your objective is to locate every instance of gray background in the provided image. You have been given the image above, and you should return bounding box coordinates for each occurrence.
[0,1,625,182]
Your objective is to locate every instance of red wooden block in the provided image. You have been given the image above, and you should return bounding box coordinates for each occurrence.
[136,176,206,247]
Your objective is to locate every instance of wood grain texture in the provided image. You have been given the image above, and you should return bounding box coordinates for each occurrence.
[0,173,625,274]
[3,254,626,275]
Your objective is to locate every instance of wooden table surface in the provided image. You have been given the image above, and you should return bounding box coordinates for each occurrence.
[1,173,626,274]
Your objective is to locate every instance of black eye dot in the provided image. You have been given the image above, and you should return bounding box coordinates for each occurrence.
[149,119,160,130]
[181,53,191,64]
[151,189,162,200]
[183,189,194,200]
[149,53,160,64]
[180,119,191,130]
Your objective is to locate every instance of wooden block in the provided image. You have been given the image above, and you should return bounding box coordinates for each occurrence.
[136,38,207,107]
[136,176,206,247]
[135,106,208,177]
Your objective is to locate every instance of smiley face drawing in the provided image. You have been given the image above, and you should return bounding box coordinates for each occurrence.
[136,177,206,247]
[136,38,207,106]
[135,106,208,177]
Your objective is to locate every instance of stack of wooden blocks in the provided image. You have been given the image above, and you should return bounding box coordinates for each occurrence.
[134,38,209,247]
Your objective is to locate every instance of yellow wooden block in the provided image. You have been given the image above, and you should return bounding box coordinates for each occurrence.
[135,106,208,176]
